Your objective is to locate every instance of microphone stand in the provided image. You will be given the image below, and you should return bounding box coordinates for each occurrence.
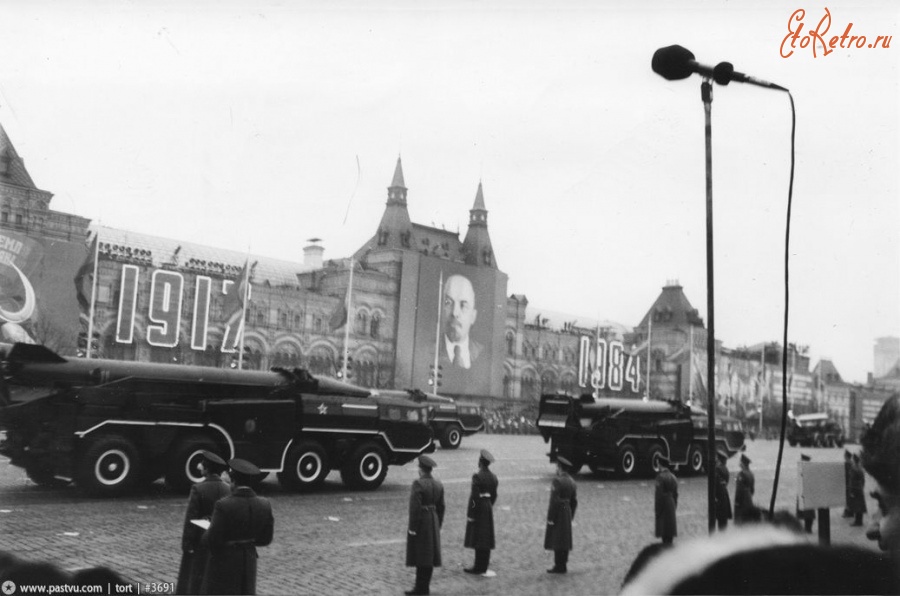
[702,78,718,535]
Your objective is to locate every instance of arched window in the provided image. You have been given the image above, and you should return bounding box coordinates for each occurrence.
[370,313,381,338]
[506,332,515,356]
[356,311,368,335]
[503,375,512,398]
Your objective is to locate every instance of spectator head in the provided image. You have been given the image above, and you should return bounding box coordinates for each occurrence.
[861,395,900,552]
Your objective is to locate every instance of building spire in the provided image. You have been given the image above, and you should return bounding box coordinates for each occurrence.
[373,156,415,250]
[462,180,497,268]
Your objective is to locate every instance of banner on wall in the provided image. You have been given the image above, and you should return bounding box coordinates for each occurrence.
[412,258,502,396]
[0,228,84,352]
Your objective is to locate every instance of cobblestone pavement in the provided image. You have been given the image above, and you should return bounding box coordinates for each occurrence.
[0,435,878,595]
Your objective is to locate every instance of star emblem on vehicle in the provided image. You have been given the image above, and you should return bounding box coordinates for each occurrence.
[318,403,328,415]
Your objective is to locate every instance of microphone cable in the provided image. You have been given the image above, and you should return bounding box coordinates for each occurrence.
[768,90,796,517]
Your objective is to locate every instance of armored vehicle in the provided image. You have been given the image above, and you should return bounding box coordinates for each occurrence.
[536,393,745,478]
[0,343,433,496]
[377,389,484,449]
[788,412,845,448]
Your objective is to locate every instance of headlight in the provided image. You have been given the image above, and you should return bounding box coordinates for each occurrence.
[407,409,420,422]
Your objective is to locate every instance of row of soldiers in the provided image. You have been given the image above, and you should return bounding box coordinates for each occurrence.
[403,449,577,595]
[653,450,756,547]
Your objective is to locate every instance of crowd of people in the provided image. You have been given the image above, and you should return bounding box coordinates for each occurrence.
[481,407,540,435]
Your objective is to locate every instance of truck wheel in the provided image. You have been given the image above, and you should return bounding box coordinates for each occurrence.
[617,444,638,478]
[77,434,141,496]
[439,424,463,449]
[835,436,844,448]
[647,444,665,475]
[165,436,221,493]
[688,445,705,475]
[341,442,388,491]
[279,441,330,492]
[813,434,824,448]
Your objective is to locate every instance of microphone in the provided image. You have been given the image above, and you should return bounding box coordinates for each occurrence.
[652,45,786,91]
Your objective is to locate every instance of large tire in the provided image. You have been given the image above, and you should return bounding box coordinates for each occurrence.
[340,442,388,491]
[835,436,845,448]
[646,444,665,475]
[439,423,463,449]
[165,436,221,493]
[278,440,330,492]
[76,434,142,497]
[617,443,638,478]
[688,444,705,475]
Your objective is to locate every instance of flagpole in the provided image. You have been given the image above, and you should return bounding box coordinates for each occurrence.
[688,325,694,403]
[432,271,443,396]
[237,255,251,370]
[760,345,765,438]
[645,314,652,399]
[341,258,353,380]
[85,230,100,359]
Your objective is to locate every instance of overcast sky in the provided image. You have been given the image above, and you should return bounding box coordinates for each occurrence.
[1,0,897,383]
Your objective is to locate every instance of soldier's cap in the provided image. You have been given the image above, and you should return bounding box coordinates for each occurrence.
[479,449,495,464]
[228,458,261,476]
[740,454,752,465]
[844,449,852,457]
[556,456,572,468]
[200,450,226,467]
[418,455,437,470]
[801,453,811,462]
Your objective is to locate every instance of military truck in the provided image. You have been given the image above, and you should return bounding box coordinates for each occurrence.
[685,405,746,473]
[376,389,484,449]
[788,412,845,448]
[0,343,434,496]
[536,393,745,478]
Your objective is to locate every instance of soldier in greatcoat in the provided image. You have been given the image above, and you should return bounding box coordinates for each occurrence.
[545,456,577,574]
[654,457,678,544]
[843,449,853,517]
[714,451,732,531]
[200,459,274,595]
[849,453,868,526]
[464,449,498,576]
[176,450,231,595]
[406,455,445,596]
[734,453,756,524]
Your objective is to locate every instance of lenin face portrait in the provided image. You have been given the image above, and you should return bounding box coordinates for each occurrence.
[441,274,483,370]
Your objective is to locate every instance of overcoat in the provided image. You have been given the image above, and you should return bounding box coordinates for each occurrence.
[654,467,678,541]
[844,459,853,511]
[714,461,733,522]
[734,468,756,522]
[848,462,868,515]
[406,474,446,568]
[200,487,274,595]
[176,474,231,595]
[464,467,498,550]
[544,473,577,551]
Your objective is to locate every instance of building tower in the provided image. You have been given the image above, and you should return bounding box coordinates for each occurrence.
[373,156,416,251]
[461,181,497,268]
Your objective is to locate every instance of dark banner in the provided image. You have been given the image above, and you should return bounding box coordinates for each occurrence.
[412,257,502,395]
[0,228,85,353]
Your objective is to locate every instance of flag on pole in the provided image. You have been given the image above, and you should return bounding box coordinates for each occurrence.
[221,260,249,353]
[73,231,99,315]
[329,287,349,331]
